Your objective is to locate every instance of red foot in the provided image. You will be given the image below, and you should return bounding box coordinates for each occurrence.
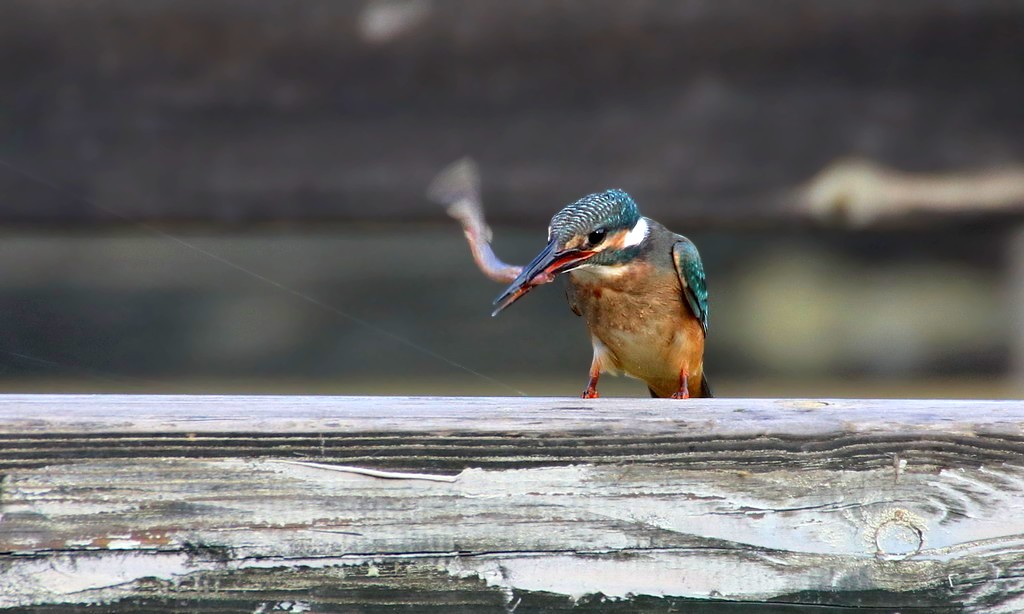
[582,366,601,399]
[671,369,690,399]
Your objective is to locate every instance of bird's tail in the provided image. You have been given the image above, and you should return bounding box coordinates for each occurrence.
[699,373,713,398]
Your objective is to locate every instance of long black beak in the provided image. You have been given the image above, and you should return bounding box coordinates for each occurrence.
[492,241,592,316]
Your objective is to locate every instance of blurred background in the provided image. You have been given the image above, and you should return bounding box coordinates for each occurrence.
[1,0,1023,398]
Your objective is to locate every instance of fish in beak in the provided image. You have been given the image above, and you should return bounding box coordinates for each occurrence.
[492,240,595,316]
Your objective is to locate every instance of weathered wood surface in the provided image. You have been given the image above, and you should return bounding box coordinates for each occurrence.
[2,395,1024,612]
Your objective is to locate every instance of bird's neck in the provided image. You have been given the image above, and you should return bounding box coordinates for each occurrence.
[569,254,649,286]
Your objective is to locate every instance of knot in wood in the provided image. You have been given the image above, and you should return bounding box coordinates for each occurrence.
[873,509,924,560]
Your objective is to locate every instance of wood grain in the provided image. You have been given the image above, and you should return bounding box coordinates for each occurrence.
[2,395,1024,612]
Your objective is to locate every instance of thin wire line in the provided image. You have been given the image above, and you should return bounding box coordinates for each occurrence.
[0,157,527,396]
[5,351,162,386]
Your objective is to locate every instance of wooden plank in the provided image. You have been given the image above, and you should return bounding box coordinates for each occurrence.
[1,395,1024,612]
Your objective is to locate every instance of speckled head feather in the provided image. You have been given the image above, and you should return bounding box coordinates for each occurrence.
[549,189,640,244]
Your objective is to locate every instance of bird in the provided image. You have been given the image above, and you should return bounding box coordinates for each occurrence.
[429,160,710,399]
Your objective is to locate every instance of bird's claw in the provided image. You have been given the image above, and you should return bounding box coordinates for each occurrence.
[671,370,691,399]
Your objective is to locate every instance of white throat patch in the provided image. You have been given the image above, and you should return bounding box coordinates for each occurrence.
[622,217,649,248]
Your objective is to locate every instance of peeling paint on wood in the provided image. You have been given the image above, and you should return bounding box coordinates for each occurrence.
[1,395,1024,612]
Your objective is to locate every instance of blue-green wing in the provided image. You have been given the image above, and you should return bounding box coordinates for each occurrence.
[671,238,708,335]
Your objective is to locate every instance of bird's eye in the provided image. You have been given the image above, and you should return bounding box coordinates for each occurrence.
[587,229,607,246]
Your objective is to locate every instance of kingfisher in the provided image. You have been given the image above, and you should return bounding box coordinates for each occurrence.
[429,160,711,399]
